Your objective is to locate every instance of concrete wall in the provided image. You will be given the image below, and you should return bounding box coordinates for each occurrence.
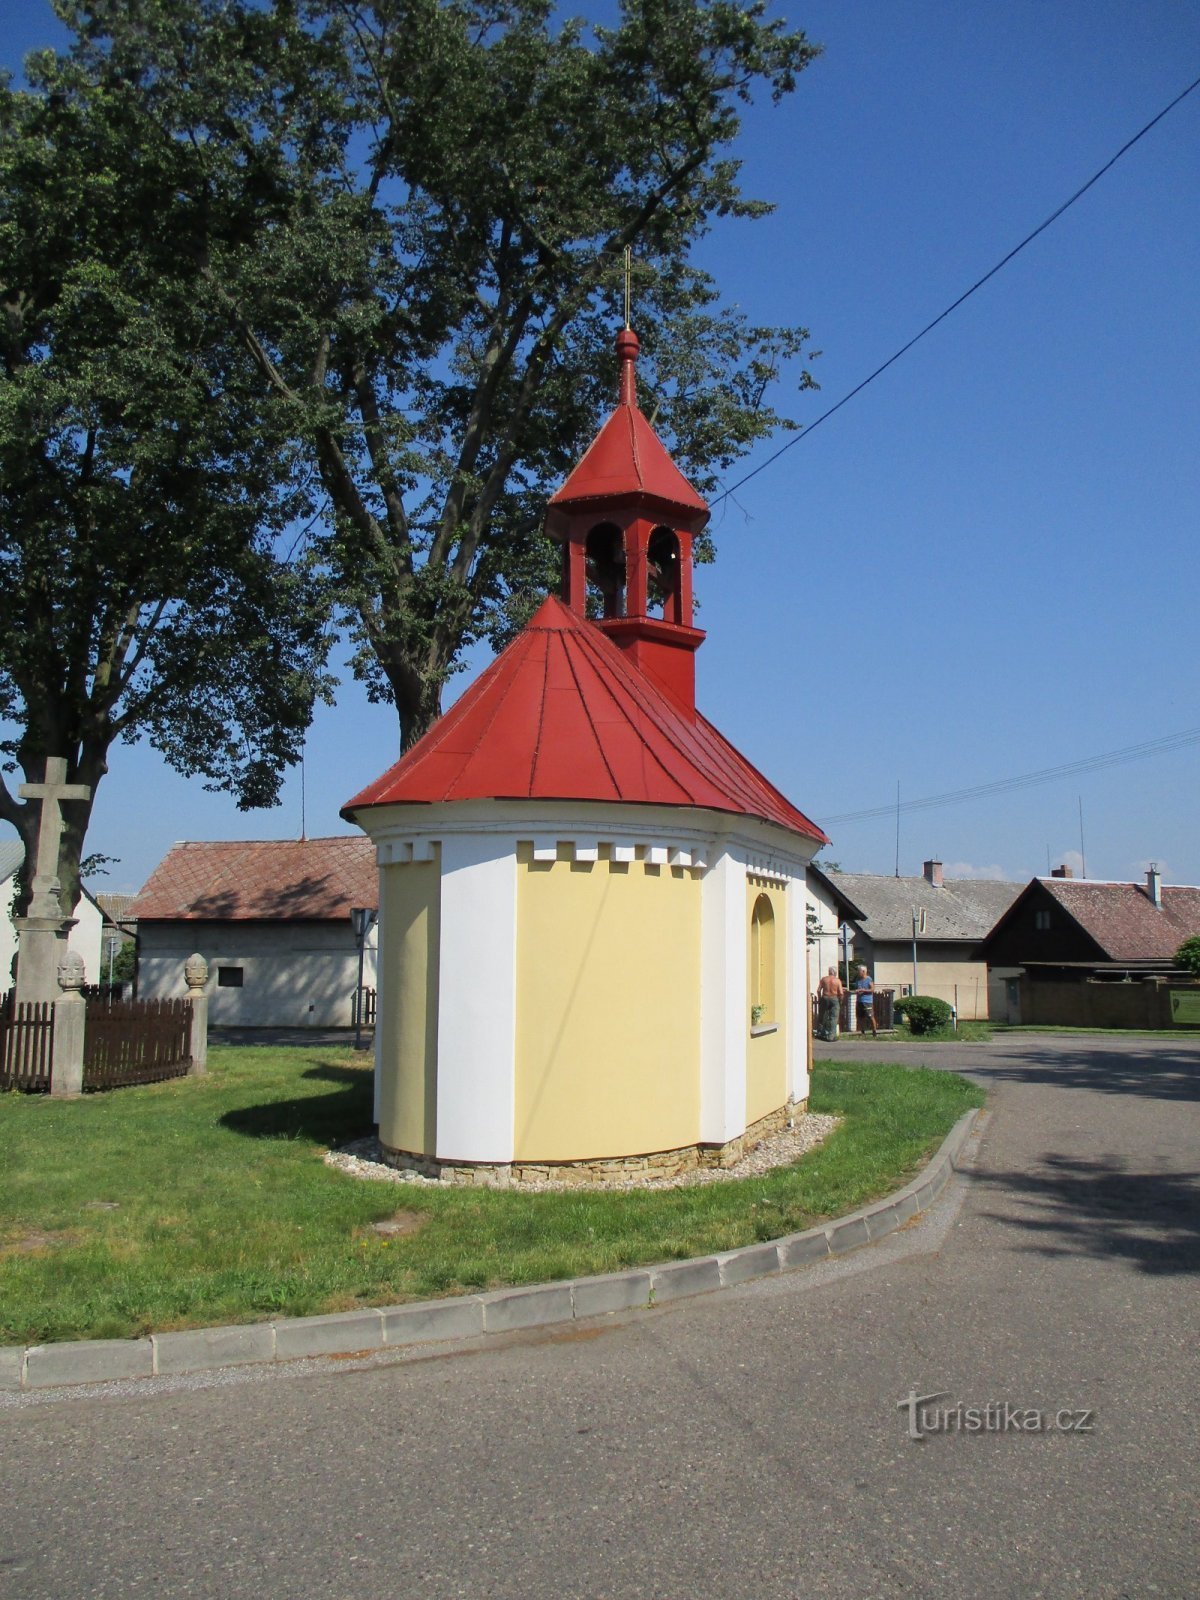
[1018,977,1200,1029]
[866,941,992,1020]
[138,919,377,1027]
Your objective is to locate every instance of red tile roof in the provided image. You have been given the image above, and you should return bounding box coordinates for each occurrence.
[132,837,376,922]
[344,595,826,843]
[1040,879,1200,961]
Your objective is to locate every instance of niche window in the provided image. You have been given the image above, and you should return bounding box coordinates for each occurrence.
[750,893,776,1027]
[217,966,244,988]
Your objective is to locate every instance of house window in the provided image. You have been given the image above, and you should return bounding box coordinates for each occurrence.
[217,966,244,988]
[1034,910,1052,931]
[750,893,776,1025]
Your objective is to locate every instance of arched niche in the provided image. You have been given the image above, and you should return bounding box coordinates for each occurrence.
[750,892,776,1024]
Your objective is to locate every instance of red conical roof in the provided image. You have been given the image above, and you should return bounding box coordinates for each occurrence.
[344,595,826,843]
[548,329,708,517]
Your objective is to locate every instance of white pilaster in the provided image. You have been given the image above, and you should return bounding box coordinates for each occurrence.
[786,879,810,1103]
[372,862,385,1126]
[435,835,518,1163]
[700,844,747,1143]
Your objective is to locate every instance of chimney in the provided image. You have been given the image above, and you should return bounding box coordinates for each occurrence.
[1051,865,1074,879]
[923,860,943,888]
[1147,865,1162,908]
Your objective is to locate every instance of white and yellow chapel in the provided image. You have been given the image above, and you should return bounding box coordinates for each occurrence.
[343,326,829,1182]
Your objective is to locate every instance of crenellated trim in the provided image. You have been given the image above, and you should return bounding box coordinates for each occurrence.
[376,838,437,867]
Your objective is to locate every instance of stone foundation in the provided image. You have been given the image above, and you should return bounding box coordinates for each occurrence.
[379,1100,807,1187]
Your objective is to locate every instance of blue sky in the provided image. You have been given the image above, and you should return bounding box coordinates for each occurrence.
[5,0,1199,895]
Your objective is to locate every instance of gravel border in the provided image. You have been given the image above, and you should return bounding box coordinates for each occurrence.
[1,1108,983,1394]
[324,1111,841,1191]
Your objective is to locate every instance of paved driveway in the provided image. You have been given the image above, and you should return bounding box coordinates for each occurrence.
[1,1034,1197,1599]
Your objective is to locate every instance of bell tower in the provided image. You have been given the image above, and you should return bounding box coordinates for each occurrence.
[545,327,710,716]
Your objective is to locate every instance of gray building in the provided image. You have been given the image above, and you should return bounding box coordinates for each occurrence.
[827,860,1024,1020]
[133,837,377,1028]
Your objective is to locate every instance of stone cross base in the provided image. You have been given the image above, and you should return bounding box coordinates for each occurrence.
[13,918,77,1009]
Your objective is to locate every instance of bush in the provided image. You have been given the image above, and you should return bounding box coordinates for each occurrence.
[894,995,954,1035]
[1175,935,1200,977]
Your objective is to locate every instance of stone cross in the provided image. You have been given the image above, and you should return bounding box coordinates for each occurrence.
[13,757,91,1006]
[19,757,91,919]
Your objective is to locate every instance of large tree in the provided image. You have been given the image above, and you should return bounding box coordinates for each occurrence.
[57,0,821,748]
[0,59,331,923]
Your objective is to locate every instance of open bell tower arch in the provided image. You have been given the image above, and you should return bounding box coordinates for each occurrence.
[545,328,710,716]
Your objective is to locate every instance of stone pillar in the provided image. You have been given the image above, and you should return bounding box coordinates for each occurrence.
[185,954,209,1076]
[50,951,87,1099]
[13,915,76,1008]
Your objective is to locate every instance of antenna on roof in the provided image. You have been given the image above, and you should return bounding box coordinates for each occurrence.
[1078,795,1086,879]
[894,780,900,877]
[300,742,307,842]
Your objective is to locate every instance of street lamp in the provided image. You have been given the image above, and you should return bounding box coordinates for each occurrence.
[105,933,121,1001]
[350,907,378,1051]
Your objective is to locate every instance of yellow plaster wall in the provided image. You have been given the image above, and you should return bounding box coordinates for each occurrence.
[746,877,788,1125]
[514,846,701,1160]
[377,855,440,1155]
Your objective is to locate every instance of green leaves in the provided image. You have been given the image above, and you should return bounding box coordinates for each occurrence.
[0,54,333,913]
[2,0,824,878]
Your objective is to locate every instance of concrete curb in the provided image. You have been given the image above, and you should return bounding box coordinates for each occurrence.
[2,1108,982,1393]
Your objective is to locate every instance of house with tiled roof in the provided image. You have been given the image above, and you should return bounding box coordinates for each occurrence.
[132,837,377,1028]
[342,325,828,1182]
[1,838,105,993]
[980,866,1200,1027]
[826,860,1025,1020]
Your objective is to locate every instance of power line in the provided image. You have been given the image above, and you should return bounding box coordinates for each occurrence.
[820,727,1200,826]
[712,72,1200,508]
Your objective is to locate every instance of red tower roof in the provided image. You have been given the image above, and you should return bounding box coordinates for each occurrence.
[344,595,826,844]
[548,329,708,517]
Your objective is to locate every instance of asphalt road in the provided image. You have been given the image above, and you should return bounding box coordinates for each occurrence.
[2,1033,1197,1600]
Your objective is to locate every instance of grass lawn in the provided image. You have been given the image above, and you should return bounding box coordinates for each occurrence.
[0,1047,983,1346]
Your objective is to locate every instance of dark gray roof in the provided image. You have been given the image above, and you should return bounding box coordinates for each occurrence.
[826,870,1024,942]
[0,839,23,883]
[807,863,867,923]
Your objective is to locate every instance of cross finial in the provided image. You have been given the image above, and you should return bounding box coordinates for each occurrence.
[623,245,632,330]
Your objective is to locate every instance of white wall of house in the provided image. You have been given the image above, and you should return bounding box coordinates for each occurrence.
[2,879,105,992]
[138,920,378,1027]
[805,874,853,994]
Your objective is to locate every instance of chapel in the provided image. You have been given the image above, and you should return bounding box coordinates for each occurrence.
[343,326,828,1182]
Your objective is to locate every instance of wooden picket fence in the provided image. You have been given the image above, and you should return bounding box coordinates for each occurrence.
[354,987,377,1028]
[0,993,54,1092]
[83,997,192,1091]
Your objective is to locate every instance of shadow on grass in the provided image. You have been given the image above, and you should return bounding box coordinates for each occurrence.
[969,1153,1200,1275]
[220,1080,373,1147]
[301,1063,371,1085]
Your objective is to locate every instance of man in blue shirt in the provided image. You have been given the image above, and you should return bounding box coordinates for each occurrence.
[853,965,878,1036]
